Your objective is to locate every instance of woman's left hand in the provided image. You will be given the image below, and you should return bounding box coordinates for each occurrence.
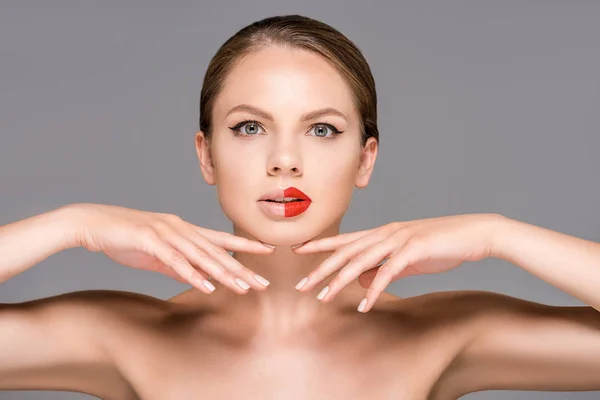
[292,213,508,312]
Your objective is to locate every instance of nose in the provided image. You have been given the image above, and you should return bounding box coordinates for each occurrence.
[268,158,302,176]
[267,143,302,177]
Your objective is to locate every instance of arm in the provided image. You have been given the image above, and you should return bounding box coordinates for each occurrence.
[492,216,600,312]
[436,291,600,397]
[434,218,600,397]
[0,205,80,283]
[0,291,136,398]
[0,207,133,397]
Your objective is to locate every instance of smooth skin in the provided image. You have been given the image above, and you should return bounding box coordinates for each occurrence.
[2,45,600,399]
[2,205,600,399]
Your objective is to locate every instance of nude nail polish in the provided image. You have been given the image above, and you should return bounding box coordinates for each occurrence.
[295,277,308,290]
[203,280,216,292]
[317,286,329,300]
[235,278,250,290]
[357,298,368,313]
[254,274,270,286]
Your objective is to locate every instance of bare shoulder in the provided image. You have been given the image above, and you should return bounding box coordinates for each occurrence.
[8,289,172,321]
[0,289,174,399]
[421,289,598,400]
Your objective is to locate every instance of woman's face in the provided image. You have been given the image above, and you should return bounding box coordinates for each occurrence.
[196,46,377,246]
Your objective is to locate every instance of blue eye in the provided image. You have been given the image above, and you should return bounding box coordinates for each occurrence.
[228,120,344,139]
[229,121,264,136]
[311,124,341,138]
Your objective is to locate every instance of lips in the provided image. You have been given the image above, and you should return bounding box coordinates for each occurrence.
[258,186,312,218]
[258,186,311,202]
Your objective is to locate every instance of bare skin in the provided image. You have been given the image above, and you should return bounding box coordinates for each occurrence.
[5,281,599,400]
[2,205,600,399]
[3,43,600,399]
[0,285,476,399]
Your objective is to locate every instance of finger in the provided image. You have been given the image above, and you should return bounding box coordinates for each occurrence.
[165,232,251,295]
[178,223,270,291]
[152,261,207,284]
[297,230,388,292]
[358,263,416,289]
[291,228,380,254]
[189,224,275,253]
[318,239,393,303]
[360,245,423,313]
[144,235,215,294]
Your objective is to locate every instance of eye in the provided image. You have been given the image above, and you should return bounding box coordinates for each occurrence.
[310,123,342,139]
[228,120,344,139]
[228,120,264,137]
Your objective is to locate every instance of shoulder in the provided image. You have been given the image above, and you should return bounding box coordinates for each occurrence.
[422,289,582,400]
[0,289,169,399]
[7,289,175,337]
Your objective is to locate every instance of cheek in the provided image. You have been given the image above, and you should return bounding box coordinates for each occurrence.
[212,150,259,220]
[309,152,360,211]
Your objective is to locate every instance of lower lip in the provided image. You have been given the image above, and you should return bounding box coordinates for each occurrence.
[257,200,311,218]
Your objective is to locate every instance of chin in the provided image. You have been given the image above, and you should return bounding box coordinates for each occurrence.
[224,201,344,246]
[230,217,324,247]
[248,225,320,247]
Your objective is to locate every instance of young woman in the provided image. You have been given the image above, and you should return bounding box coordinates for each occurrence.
[1,14,600,400]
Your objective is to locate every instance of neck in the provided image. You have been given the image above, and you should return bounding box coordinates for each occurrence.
[224,221,356,332]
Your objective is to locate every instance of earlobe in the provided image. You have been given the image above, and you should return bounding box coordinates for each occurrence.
[195,131,216,185]
[355,137,378,188]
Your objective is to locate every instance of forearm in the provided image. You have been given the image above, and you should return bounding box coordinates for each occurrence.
[0,205,81,283]
[492,216,600,312]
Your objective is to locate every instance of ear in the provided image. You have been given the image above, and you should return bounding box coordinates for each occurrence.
[195,130,216,185]
[354,137,378,188]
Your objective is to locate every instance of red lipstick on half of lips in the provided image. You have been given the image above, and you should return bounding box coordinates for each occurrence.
[258,186,312,218]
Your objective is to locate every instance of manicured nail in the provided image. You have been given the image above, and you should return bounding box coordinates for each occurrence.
[203,279,216,292]
[295,277,308,290]
[253,274,270,287]
[235,278,250,290]
[291,243,305,249]
[357,298,368,313]
[262,242,276,249]
[317,286,330,301]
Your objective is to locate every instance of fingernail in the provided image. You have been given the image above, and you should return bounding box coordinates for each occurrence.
[235,278,251,290]
[317,286,329,301]
[253,274,270,287]
[291,243,305,249]
[357,298,368,313]
[262,242,276,249]
[295,277,308,290]
[202,279,216,292]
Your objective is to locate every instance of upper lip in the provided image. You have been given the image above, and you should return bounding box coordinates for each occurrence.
[258,186,311,201]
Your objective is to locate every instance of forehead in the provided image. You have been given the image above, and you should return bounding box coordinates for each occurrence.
[214,46,356,120]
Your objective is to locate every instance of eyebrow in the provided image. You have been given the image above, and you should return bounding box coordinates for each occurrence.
[225,104,348,123]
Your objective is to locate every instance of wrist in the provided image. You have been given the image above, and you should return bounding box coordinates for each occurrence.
[487,213,517,259]
[50,203,88,249]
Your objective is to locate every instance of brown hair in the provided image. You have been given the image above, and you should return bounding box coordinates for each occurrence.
[199,14,379,148]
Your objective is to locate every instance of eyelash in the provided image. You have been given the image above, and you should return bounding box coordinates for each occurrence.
[228,119,344,140]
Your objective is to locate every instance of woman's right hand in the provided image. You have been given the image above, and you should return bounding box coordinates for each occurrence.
[68,203,274,294]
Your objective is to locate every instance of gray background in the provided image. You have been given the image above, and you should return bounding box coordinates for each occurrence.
[1,1,599,399]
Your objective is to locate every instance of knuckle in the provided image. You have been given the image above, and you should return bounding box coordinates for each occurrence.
[151,220,171,233]
[332,247,351,264]
[405,234,426,249]
[169,250,188,265]
[164,213,183,224]
[336,268,353,282]
[377,262,394,277]
[350,251,370,265]
[136,228,160,251]
[193,246,212,259]
[211,246,228,257]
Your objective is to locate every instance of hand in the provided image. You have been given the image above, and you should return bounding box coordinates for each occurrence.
[292,213,506,312]
[67,203,274,294]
